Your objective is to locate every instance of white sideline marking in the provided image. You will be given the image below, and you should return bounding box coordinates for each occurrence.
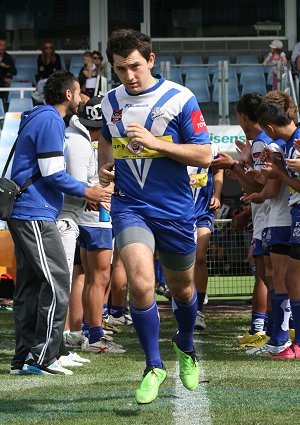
[173,346,211,425]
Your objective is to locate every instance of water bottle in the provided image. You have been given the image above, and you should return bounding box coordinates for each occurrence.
[99,205,110,222]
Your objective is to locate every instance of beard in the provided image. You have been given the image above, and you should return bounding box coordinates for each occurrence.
[66,98,79,116]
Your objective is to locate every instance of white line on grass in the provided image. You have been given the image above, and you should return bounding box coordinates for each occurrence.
[173,345,211,425]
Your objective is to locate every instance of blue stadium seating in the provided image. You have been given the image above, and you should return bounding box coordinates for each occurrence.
[186,79,211,103]
[241,79,267,96]
[8,98,34,113]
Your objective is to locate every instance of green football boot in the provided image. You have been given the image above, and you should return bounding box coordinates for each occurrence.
[172,335,199,391]
[135,366,167,404]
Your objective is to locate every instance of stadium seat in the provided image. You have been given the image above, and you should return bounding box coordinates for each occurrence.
[69,65,81,77]
[8,82,33,102]
[0,112,21,177]
[155,55,176,65]
[235,55,258,73]
[180,55,203,74]
[185,67,211,86]
[15,56,37,71]
[8,98,34,113]
[12,68,36,85]
[239,66,266,85]
[60,55,66,70]
[208,55,230,74]
[0,98,4,121]
[186,79,211,103]
[212,67,237,86]
[180,55,203,65]
[69,55,83,69]
[212,79,240,102]
[241,79,267,96]
[169,68,183,85]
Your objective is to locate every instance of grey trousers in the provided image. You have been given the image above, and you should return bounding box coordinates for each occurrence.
[8,219,70,368]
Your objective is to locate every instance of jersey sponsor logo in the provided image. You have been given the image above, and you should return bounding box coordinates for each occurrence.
[127,140,144,154]
[111,109,123,124]
[191,110,207,133]
[124,103,149,108]
[112,135,173,159]
[151,107,164,119]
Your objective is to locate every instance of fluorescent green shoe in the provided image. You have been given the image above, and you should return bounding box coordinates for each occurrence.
[172,335,199,391]
[135,366,167,404]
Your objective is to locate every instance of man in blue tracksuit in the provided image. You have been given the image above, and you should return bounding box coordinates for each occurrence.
[8,71,112,375]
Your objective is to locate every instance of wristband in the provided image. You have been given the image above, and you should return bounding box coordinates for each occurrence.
[230,162,238,171]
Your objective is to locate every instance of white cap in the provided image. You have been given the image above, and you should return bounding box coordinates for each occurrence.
[269,40,283,49]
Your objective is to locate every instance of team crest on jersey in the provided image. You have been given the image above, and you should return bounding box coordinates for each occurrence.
[191,110,207,133]
[111,109,123,124]
[151,107,164,120]
[127,140,144,155]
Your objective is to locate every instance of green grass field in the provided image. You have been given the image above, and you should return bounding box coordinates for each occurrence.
[1,306,299,425]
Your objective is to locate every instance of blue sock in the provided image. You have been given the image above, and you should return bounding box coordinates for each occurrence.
[102,304,108,317]
[290,299,300,344]
[250,311,266,334]
[264,311,273,336]
[155,258,166,286]
[197,292,206,312]
[110,305,123,318]
[130,302,162,368]
[271,293,290,345]
[82,319,90,337]
[172,290,197,352]
[89,326,105,344]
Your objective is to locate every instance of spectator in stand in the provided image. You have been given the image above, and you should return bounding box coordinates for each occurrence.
[79,51,98,98]
[263,40,287,90]
[33,41,62,104]
[92,51,105,76]
[0,37,17,102]
[37,41,62,82]
[291,40,300,75]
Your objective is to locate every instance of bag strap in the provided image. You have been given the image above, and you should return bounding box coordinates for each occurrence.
[1,136,42,193]
[19,171,42,194]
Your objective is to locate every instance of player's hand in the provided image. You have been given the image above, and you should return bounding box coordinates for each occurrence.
[125,123,158,150]
[209,196,221,210]
[84,184,113,203]
[235,139,252,164]
[261,162,282,178]
[245,169,267,185]
[286,158,300,172]
[99,162,115,187]
[211,152,235,170]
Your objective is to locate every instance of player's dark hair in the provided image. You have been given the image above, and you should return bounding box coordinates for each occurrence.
[257,101,292,128]
[44,70,78,105]
[236,93,263,123]
[106,29,151,66]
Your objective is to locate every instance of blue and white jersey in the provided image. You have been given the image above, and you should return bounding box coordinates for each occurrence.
[264,138,291,228]
[188,143,219,218]
[250,130,273,239]
[101,77,211,220]
[284,127,300,207]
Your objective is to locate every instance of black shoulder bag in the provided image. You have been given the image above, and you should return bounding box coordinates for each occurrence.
[0,138,41,221]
